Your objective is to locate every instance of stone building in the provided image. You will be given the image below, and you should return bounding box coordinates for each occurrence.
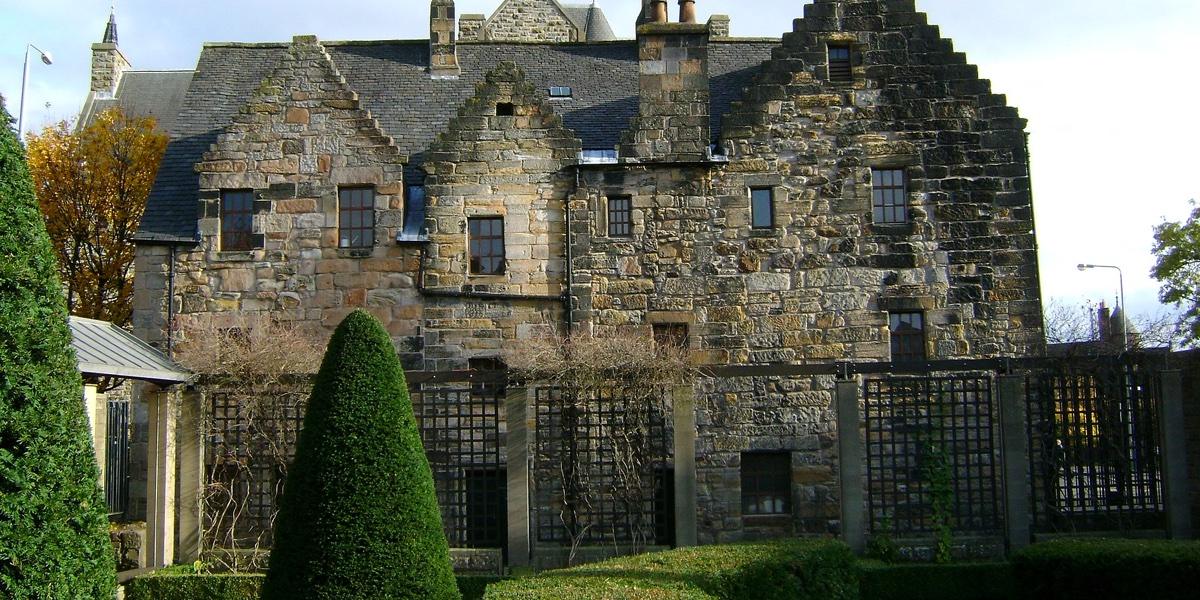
[122,0,1044,561]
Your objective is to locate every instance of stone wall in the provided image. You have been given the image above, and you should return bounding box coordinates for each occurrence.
[181,35,423,364]
[421,62,580,370]
[482,0,578,42]
[569,0,1041,542]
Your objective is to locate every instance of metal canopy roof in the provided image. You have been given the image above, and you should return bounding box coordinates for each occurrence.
[69,317,191,386]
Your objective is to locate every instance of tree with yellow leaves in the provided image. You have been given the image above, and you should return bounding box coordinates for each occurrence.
[26,108,167,325]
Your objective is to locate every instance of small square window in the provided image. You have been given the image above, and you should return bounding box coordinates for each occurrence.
[607,196,632,237]
[828,44,852,83]
[751,188,774,229]
[469,217,506,275]
[889,311,926,363]
[549,86,573,98]
[496,102,515,116]
[741,452,791,516]
[220,190,255,252]
[872,168,908,224]
[339,187,375,248]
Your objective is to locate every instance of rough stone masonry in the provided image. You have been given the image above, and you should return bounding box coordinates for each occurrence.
[126,0,1043,549]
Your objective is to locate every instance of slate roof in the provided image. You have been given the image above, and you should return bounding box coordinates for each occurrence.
[136,38,777,243]
[561,4,617,42]
[69,317,190,384]
[80,70,195,132]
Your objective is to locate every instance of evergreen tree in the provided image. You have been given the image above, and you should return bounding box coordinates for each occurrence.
[263,310,460,600]
[0,98,117,596]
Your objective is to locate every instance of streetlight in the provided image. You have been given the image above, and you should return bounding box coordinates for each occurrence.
[17,43,54,139]
[1077,263,1128,350]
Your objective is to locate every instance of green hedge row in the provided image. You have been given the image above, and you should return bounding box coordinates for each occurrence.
[484,540,858,600]
[124,573,504,600]
[1011,538,1200,600]
[858,561,1015,600]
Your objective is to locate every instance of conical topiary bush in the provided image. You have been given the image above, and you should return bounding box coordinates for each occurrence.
[262,309,460,599]
[0,98,117,597]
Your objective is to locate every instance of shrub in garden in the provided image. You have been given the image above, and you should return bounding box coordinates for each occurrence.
[1012,538,1200,600]
[261,310,459,599]
[0,97,117,598]
[485,540,858,600]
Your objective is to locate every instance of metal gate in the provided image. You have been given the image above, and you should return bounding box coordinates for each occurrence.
[105,399,131,519]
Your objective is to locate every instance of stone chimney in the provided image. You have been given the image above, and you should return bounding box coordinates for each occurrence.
[619,15,711,161]
[459,13,485,41]
[430,0,460,78]
[90,10,130,95]
[707,14,730,37]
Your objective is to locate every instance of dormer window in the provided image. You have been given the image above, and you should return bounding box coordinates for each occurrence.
[548,86,573,99]
[828,44,852,83]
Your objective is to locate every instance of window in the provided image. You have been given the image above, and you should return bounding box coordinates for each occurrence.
[401,185,427,240]
[338,187,375,248]
[469,217,505,275]
[464,468,507,548]
[653,323,688,351]
[872,168,908,224]
[548,86,573,98]
[496,102,515,116]
[741,452,791,516]
[751,187,774,229]
[889,311,926,363]
[828,44,852,83]
[220,190,254,251]
[607,196,632,237]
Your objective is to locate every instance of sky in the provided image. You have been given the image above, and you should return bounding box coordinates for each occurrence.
[1,0,1198,323]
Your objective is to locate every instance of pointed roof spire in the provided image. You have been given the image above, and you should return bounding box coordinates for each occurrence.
[103,3,118,45]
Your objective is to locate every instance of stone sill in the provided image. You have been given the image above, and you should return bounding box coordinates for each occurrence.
[211,251,259,263]
[336,247,374,259]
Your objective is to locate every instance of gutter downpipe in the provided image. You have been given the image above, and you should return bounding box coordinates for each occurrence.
[167,244,177,360]
[567,166,578,335]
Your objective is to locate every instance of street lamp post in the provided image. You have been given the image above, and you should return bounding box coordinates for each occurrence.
[1077,263,1128,350]
[17,43,54,138]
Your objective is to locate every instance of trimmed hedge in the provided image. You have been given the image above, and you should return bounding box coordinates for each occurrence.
[1012,538,1200,600]
[484,540,858,600]
[0,97,117,597]
[126,573,503,600]
[124,574,262,600]
[262,310,460,599]
[858,561,1015,600]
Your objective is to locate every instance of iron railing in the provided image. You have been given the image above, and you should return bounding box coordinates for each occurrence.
[533,385,674,547]
[105,399,131,519]
[864,375,1003,536]
[412,380,507,550]
[1027,357,1165,532]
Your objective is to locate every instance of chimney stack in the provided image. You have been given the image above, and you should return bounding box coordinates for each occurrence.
[430,0,460,78]
[91,9,130,95]
[620,8,711,161]
[678,0,696,24]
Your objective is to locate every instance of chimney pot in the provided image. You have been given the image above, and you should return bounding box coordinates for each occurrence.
[651,0,668,23]
[679,0,696,24]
